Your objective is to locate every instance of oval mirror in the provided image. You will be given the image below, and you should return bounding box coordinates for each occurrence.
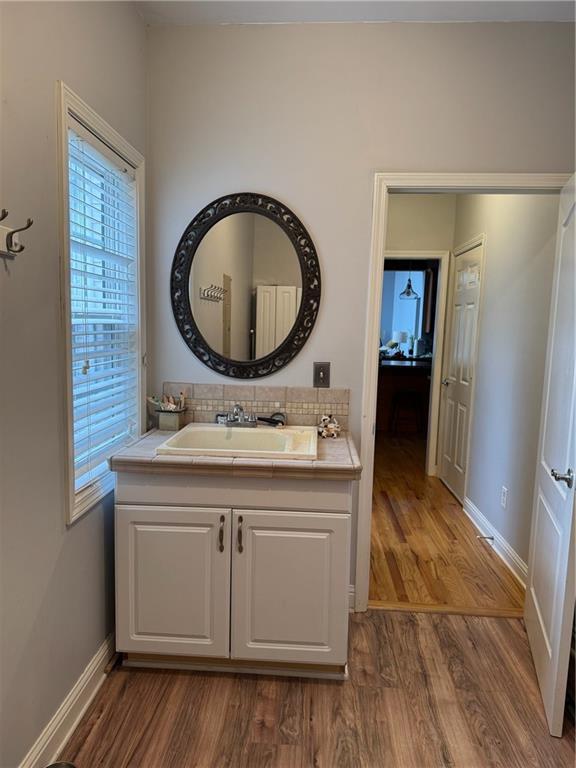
[171,193,321,378]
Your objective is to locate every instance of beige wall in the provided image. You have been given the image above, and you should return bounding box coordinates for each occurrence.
[386,194,456,251]
[0,3,146,765]
[147,22,574,447]
[252,215,302,288]
[453,194,559,562]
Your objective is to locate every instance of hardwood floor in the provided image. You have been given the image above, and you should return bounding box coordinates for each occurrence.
[369,435,525,615]
[59,611,574,768]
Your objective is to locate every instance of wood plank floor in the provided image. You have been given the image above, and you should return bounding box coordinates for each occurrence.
[369,435,525,615]
[59,611,574,768]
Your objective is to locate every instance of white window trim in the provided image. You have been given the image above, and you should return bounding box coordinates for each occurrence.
[57,82,146,525]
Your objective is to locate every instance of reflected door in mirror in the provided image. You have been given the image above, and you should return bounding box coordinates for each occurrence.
[255,285,301,358]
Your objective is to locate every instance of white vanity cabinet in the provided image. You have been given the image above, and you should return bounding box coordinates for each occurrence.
[111,429,362,676]
[115,504,350,666]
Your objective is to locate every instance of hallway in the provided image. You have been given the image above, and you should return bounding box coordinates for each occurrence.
[369,435,525,615]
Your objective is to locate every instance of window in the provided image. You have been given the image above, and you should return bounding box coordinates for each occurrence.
[59,84,145,523]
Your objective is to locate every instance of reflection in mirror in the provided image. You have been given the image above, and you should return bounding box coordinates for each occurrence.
[190,213,302,361]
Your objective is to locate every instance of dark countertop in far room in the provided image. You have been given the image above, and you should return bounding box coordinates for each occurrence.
[380,358,432,369]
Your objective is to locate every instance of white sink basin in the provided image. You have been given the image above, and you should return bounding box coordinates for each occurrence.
[156,424,318,460]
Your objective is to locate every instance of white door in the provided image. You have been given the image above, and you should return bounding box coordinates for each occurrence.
[439,242,483,502]
[255,285,276,358]
[116,505,231,657]
[525,177,575,737]
[274,285,298,346]
[231,509,350,665]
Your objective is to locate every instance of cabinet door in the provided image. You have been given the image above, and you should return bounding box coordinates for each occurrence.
[116,505,231,657]
[231,509,350,664]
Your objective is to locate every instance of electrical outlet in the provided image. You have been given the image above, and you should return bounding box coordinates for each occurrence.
[313,362,330,388]
[500,486,508,509]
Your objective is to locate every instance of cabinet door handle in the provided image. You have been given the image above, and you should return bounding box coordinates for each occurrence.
[218,515,225,552]
[237,515,244,553]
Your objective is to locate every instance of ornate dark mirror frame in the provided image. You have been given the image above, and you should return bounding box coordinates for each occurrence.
[170,193,321,379]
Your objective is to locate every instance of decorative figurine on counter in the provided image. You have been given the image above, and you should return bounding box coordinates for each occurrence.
[317,414,341,439]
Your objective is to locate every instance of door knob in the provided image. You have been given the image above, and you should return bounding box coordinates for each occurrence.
[551,468,574,489]
[442,378,450,387]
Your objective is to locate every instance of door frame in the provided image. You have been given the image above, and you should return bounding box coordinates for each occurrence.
[381,250,450,476]
[355,172,571,612]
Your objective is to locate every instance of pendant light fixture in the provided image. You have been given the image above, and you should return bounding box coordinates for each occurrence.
[399,264,420,300]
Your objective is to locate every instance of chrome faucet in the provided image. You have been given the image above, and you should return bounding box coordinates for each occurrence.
[225,404,257,428]
[214,408,286,428]
[232,404,245,422]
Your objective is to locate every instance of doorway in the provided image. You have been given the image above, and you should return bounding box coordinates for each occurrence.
[367,188,561,615]
[377,251,449,476]
[360,173,575,737]
[369,234,525,614]
[370,252,448,606]
[357,173,569,614]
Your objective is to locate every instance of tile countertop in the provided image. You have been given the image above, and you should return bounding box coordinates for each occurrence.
[109,429,362,481]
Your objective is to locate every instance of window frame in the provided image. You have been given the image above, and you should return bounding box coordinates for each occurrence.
[57,82,146,524]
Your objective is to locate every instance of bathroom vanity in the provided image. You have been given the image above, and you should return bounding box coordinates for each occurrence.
[108,191,360,678]
[110,429,361,679]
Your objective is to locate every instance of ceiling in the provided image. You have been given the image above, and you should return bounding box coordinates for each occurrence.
[137,1,575,26]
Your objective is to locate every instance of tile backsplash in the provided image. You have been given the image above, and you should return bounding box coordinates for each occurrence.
[157,382,350,430]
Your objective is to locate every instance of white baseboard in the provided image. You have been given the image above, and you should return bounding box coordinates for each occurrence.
[463,497,528,588]
[348,584,356,611]
[19,633,114,768]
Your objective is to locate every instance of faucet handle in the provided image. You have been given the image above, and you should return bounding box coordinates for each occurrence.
[247,412,257,423]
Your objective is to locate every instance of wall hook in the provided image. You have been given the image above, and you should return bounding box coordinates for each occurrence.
[199,282,227,302]
[6,218,33,254]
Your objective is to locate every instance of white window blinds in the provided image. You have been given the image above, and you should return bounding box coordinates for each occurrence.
[67,123,140,494]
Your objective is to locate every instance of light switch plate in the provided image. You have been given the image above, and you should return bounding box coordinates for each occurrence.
[313,362,330,388]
